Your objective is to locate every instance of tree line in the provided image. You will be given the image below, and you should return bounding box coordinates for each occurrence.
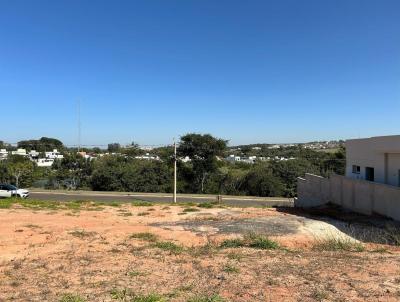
[0,134,345,197]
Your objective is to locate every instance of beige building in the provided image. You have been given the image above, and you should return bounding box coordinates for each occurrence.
[346,135,400,187]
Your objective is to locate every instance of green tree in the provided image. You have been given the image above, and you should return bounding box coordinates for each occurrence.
[108,143,121,153]
[7,156,35,187]
[91,156,171,192]
[18,137,63,152]
[178,134,227,193]
[242,164,285,197]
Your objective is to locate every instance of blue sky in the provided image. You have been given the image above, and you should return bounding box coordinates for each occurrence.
[0,0,399,146]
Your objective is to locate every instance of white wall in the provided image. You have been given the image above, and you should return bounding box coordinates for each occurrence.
[296,173,400,221]
[346,135,400,186]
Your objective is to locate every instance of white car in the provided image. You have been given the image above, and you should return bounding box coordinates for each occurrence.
[0,184,30,199]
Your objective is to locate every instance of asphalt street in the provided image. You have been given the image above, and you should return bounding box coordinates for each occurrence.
[29,191,294,208]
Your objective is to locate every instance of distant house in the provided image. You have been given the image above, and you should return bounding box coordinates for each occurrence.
[0,149,8,160]
[135,153,160,161]
[225,155,257,164]
[29,150,40,159]
[12,148,27,156]
[45,149,64,160]
[346,135,400,187]
[225,155,241,163]
[37,158,55,167]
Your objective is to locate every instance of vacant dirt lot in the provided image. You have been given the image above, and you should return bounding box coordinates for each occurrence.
[0,200,399,302]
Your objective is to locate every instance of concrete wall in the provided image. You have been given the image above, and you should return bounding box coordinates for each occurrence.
[346,135,400,186]
[296,173,400,221]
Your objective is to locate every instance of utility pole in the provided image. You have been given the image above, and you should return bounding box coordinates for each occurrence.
[77,100,81,153]
[173,138,177,203]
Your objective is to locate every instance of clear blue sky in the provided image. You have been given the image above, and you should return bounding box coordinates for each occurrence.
[1,0,399,146]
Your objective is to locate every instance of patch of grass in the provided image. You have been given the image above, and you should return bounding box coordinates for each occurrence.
[183,207,200,212]
[138,212,150,216]
[0,198,14,209]
[220,238,245,248]
[197,202,216,209]
[223,264,240,274]
[19,199,60,210]
[371,247,388,253]
[110,289,164,302]
[131,294,165,302]
[128,270,146,277]
[119,212,133,216]
[65,200,87,210]
[69,229,96,239]
[312,236,365,252]
[152,241,184,254]
[311,288,329,301]
[59,293,86,302]
[130,232,158,242]
[246,233,279,249]
[384,224,400,246]
[23,224,42,229]
[227,252,243,261]
[220,233,279,250]
[187,294,225,302]
[177,202,197,207]
[110,288,131,300]
[188,242,218,257]
[131,200,153,207]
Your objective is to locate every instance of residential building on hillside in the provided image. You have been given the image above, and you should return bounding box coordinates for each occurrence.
[346,135,400,187]
[0,149,8,160]
[134,153,160,161]
[12,148,27,156]
[37,158,55,167]
[45,149,64,160]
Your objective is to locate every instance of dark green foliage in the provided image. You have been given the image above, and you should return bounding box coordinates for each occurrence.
[178,133,228,193]
[18,137,64,152]
[90,156,171,193]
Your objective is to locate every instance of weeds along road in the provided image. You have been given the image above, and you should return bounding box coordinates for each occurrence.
[29,190,294,208]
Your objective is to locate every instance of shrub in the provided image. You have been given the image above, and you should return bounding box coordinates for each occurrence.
[312,236,365,252]
[130,232,158,242]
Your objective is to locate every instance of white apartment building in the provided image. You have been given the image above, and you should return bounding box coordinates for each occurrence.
[346,135,400,187]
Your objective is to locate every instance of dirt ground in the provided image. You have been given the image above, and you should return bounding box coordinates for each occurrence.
[0,201,399,302]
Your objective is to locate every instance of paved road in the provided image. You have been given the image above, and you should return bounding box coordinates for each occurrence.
[30,191,294,208]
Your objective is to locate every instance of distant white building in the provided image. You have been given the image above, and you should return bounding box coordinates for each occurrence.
[12,148,27,156]
[180,156,191,163]
[226,155,241,163]
[225,155,257,164]
[45,149,64,160]
[0,149,8,160]
[37,158,55,167]
[29,150,40,158]
[346,135,400,187]
[135,153,160,161]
